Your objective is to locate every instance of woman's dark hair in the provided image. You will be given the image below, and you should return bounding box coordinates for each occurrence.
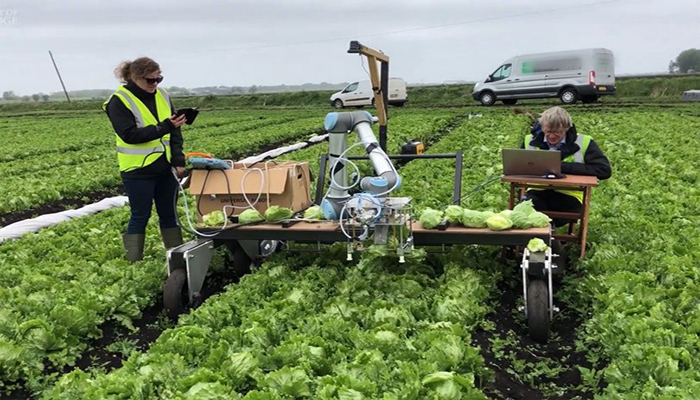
[114,57,160,83]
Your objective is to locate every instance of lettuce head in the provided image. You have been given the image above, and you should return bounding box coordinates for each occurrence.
[444,205,464,224]
[461,210,490,228]
[303,205,324,220]
[239,209,264,224]
[420,208,444,229]
[486,214,513,231]
[264,206,294,222]
[527,238,549,253]
[203,210,226,226]
[528,211,552,228]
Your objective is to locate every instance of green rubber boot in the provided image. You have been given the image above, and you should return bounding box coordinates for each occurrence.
[122,234,145,263]
[160,227,183,250]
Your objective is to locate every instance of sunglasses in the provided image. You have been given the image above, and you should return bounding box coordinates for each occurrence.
[144,76,163,85]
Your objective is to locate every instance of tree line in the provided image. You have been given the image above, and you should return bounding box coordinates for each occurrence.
[668,48,700,73]
[2,91,51,102]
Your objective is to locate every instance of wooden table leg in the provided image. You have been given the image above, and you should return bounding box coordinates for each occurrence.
[579,187,592,258]
[509,184,516,209]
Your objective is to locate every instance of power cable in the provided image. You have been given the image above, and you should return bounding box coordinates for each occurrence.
[191,0,623,54]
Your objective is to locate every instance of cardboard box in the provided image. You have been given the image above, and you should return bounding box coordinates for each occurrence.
[188,161,312,220]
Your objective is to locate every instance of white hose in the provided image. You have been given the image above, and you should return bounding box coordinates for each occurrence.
[339,192,383,240]
[241,167,266,210]
[328,142,365,192]
[177,159,306,237]
[175,168,230,237]
[326,141,401,199]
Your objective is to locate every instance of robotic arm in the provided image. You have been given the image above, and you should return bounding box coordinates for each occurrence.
[318,43,412,259]
[322,111,401,219]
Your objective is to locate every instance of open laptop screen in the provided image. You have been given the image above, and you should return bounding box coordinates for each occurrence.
[502,149,562,177]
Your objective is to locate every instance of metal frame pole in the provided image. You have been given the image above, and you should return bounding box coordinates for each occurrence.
[48,50,70,103]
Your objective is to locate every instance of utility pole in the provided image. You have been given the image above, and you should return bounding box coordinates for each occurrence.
[48,50,70,103]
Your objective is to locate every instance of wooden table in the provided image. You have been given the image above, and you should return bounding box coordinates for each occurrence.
[502,175,599,257]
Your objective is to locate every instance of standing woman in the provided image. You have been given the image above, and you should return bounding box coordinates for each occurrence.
[103,57,186,262]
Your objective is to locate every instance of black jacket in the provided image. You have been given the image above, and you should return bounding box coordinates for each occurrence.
[105,81,185,179]
[525,123,611,180]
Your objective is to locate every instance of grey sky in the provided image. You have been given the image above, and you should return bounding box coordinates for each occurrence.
[0,0,698,95]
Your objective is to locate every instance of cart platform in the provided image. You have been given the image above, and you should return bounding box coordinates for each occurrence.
[168,221,556,342]
[198,221,550,247]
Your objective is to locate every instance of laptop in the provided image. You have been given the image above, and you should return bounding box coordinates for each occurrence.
[502,149,563,178]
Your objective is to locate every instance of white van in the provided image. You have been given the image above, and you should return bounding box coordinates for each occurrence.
[330,78,407,108]
[472,48,615,106]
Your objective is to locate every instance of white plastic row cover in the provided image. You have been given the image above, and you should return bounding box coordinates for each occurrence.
[0,196,128,243]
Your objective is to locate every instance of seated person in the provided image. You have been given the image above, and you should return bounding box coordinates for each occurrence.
[522,106,611,226]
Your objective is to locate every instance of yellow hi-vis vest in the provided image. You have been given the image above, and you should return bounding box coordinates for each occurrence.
[102,86,173,172]
[524,134,591,203]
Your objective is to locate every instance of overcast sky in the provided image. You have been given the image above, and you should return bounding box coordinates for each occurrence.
[0,0,698,95]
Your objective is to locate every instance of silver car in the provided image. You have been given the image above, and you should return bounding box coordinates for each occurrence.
[472,48,616,106]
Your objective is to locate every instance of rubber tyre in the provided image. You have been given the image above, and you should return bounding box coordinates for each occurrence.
[502,99,517,105]
[333,99,344,109]
[231,247,253,277]
[164,268,188,320]
[371,97,376,108]
[479,91,496,106]
[551,239,568,275]
[527,279,550,343]
[499,245,518,264]
[559,88,578,105]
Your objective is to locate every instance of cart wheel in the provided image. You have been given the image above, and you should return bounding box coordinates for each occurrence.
[231,247,253,277]
[164,268,188,320]
[527,279,550,343]
[499,245,518,263]
[551,240,568,275]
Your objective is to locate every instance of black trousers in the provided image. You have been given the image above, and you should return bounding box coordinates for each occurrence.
[122,174,179,234]
[523,189,582,227]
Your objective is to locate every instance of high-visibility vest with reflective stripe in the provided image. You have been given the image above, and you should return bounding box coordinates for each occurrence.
[102,86,172,172]
[524,134,591,203]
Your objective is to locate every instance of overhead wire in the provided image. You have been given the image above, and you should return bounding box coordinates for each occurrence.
[189,0,624,54]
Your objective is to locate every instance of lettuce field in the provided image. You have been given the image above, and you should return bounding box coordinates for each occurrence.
[1,101,699,399]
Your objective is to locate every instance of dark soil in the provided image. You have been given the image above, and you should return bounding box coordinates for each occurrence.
[393,114,466,168]
[0,388,31,400]
[236,129,327,163]
[0,132,321,398]
[0,252,242,400]
[472,252,603,400]
[0,187,125,227]
[426,114,467,147]
[0,129,325,229]
[64,252,241,371]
